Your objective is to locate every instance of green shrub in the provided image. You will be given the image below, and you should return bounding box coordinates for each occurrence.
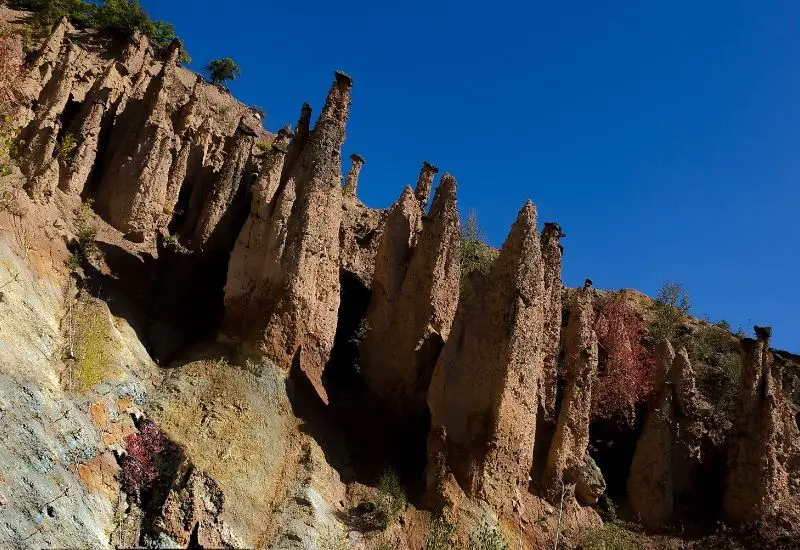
[693,325,740,415]
[649,281,691,344]
[460,210,494,282]
[576,523,639,550]
[468,523,508,550]
[69,199,99,269]
[376,469,406,528]
[10,0,187,58]
[57,132,76,160]
[425,514,459,550]
[206,57,241,86]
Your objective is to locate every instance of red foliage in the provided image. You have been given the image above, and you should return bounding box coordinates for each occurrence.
[593,301,655,421]
[120,420,166,500]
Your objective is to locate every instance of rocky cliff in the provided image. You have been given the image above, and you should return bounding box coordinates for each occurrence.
[0,10,798,550]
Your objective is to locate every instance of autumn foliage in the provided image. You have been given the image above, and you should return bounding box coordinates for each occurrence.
[120,420,166,500]
[593,301,655,422]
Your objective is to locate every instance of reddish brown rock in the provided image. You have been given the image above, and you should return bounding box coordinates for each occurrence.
[225,72,351,402]
[189,120,256,251]
[540,222,564,420]
[343,152,365,198]
[20,43,81,202]
[626,341,704,527]
[543,285,598,503]
[724,327,798,521]
[224,130,291,312]
[427,201,545,511]
[360,174,461,421]
[95,41,183,238]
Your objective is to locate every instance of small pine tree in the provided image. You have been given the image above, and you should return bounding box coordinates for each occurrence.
[206,57,241,86]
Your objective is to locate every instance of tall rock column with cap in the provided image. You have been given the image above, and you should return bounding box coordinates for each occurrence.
[360,174,461,422]
[228,72,351,403]
[343,153,365,198]
[540,222,564,420]
[427,200,546,512]
[543,284,599,503]
[724,326,798,521]
[414,161,439,206]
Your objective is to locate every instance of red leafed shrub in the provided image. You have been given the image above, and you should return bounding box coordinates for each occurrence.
[593,301,655,422]
[120,420,166,500]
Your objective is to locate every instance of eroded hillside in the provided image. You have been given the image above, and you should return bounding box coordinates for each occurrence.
[0,7,798,550]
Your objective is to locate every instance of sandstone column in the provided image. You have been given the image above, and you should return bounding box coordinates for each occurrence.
[543,285,599,503]
[360,174,461,422]
[226,72,351,403]
[343,153,365,198]
[427,200,546,512]
[540,222,564,420]
[724,326,795,521]
[414,161,439,206]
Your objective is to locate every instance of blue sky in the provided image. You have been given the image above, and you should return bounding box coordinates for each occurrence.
[143,0,800,350]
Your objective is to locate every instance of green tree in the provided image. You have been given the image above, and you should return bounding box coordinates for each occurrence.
[649,281,691,344]
[460,210,494,282]
[206,57,241,86]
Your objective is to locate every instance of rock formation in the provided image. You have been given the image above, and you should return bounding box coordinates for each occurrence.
[188,120,256,251]
[19,42,81,201]
[540,222,564,420]
[414,161,439,206]
[343,153,365,198]
[224,72,351,402]
[224,129,291,313]
[427,201,546,511]
[627,342,701,527]
[724,327,799,521]
[360,174,460,422]
[543,285,599,503]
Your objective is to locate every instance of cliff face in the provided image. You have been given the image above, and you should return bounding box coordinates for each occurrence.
[1,12,799,550]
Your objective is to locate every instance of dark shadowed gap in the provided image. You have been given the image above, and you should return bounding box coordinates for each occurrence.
[56,96,82,142]
[588,404,645,506]
[82,105,116,198]
[187,522,204,549]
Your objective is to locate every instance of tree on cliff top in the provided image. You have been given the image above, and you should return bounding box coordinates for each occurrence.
[206,57,241,87]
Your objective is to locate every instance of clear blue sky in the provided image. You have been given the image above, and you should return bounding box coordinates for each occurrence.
[143,0,799,351]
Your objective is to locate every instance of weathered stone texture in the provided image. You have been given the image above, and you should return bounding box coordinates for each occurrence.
[343,152,365,198]
[225,72,351,403]
[414,161,439,206]
[224,131,290,312]
[540,222,564,420]
[724,327,798,521]
[627,341,704,527]
[20,43,81,201]
[427,201,545,511]
[189,122,256,251]
[543,285,598,503]
[361,174,460,421]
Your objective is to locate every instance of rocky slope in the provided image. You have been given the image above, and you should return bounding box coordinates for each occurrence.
[0,9,798,550]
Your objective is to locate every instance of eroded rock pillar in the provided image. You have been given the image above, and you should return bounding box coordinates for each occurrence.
[360,174,460,422]
[414,161,439,206]
[342,153,365,198]
[427,200,546,512]
[540,222,564,420]
[724,326,795,521]
[543,285,599,503]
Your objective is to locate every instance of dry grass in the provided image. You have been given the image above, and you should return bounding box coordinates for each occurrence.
[68,293,118,391]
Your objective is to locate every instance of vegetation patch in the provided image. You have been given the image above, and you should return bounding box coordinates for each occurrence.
[468,523,509,550]
[69,293,118,391]
[460,210,494,283]
[205,57,241,87]
[692,324,740,418]
[425,514,458,550]
[648,281,691,345]
[576,522,640,550]
[120,419,166,501]
[68,199,99,270]
[8,0,190,61]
